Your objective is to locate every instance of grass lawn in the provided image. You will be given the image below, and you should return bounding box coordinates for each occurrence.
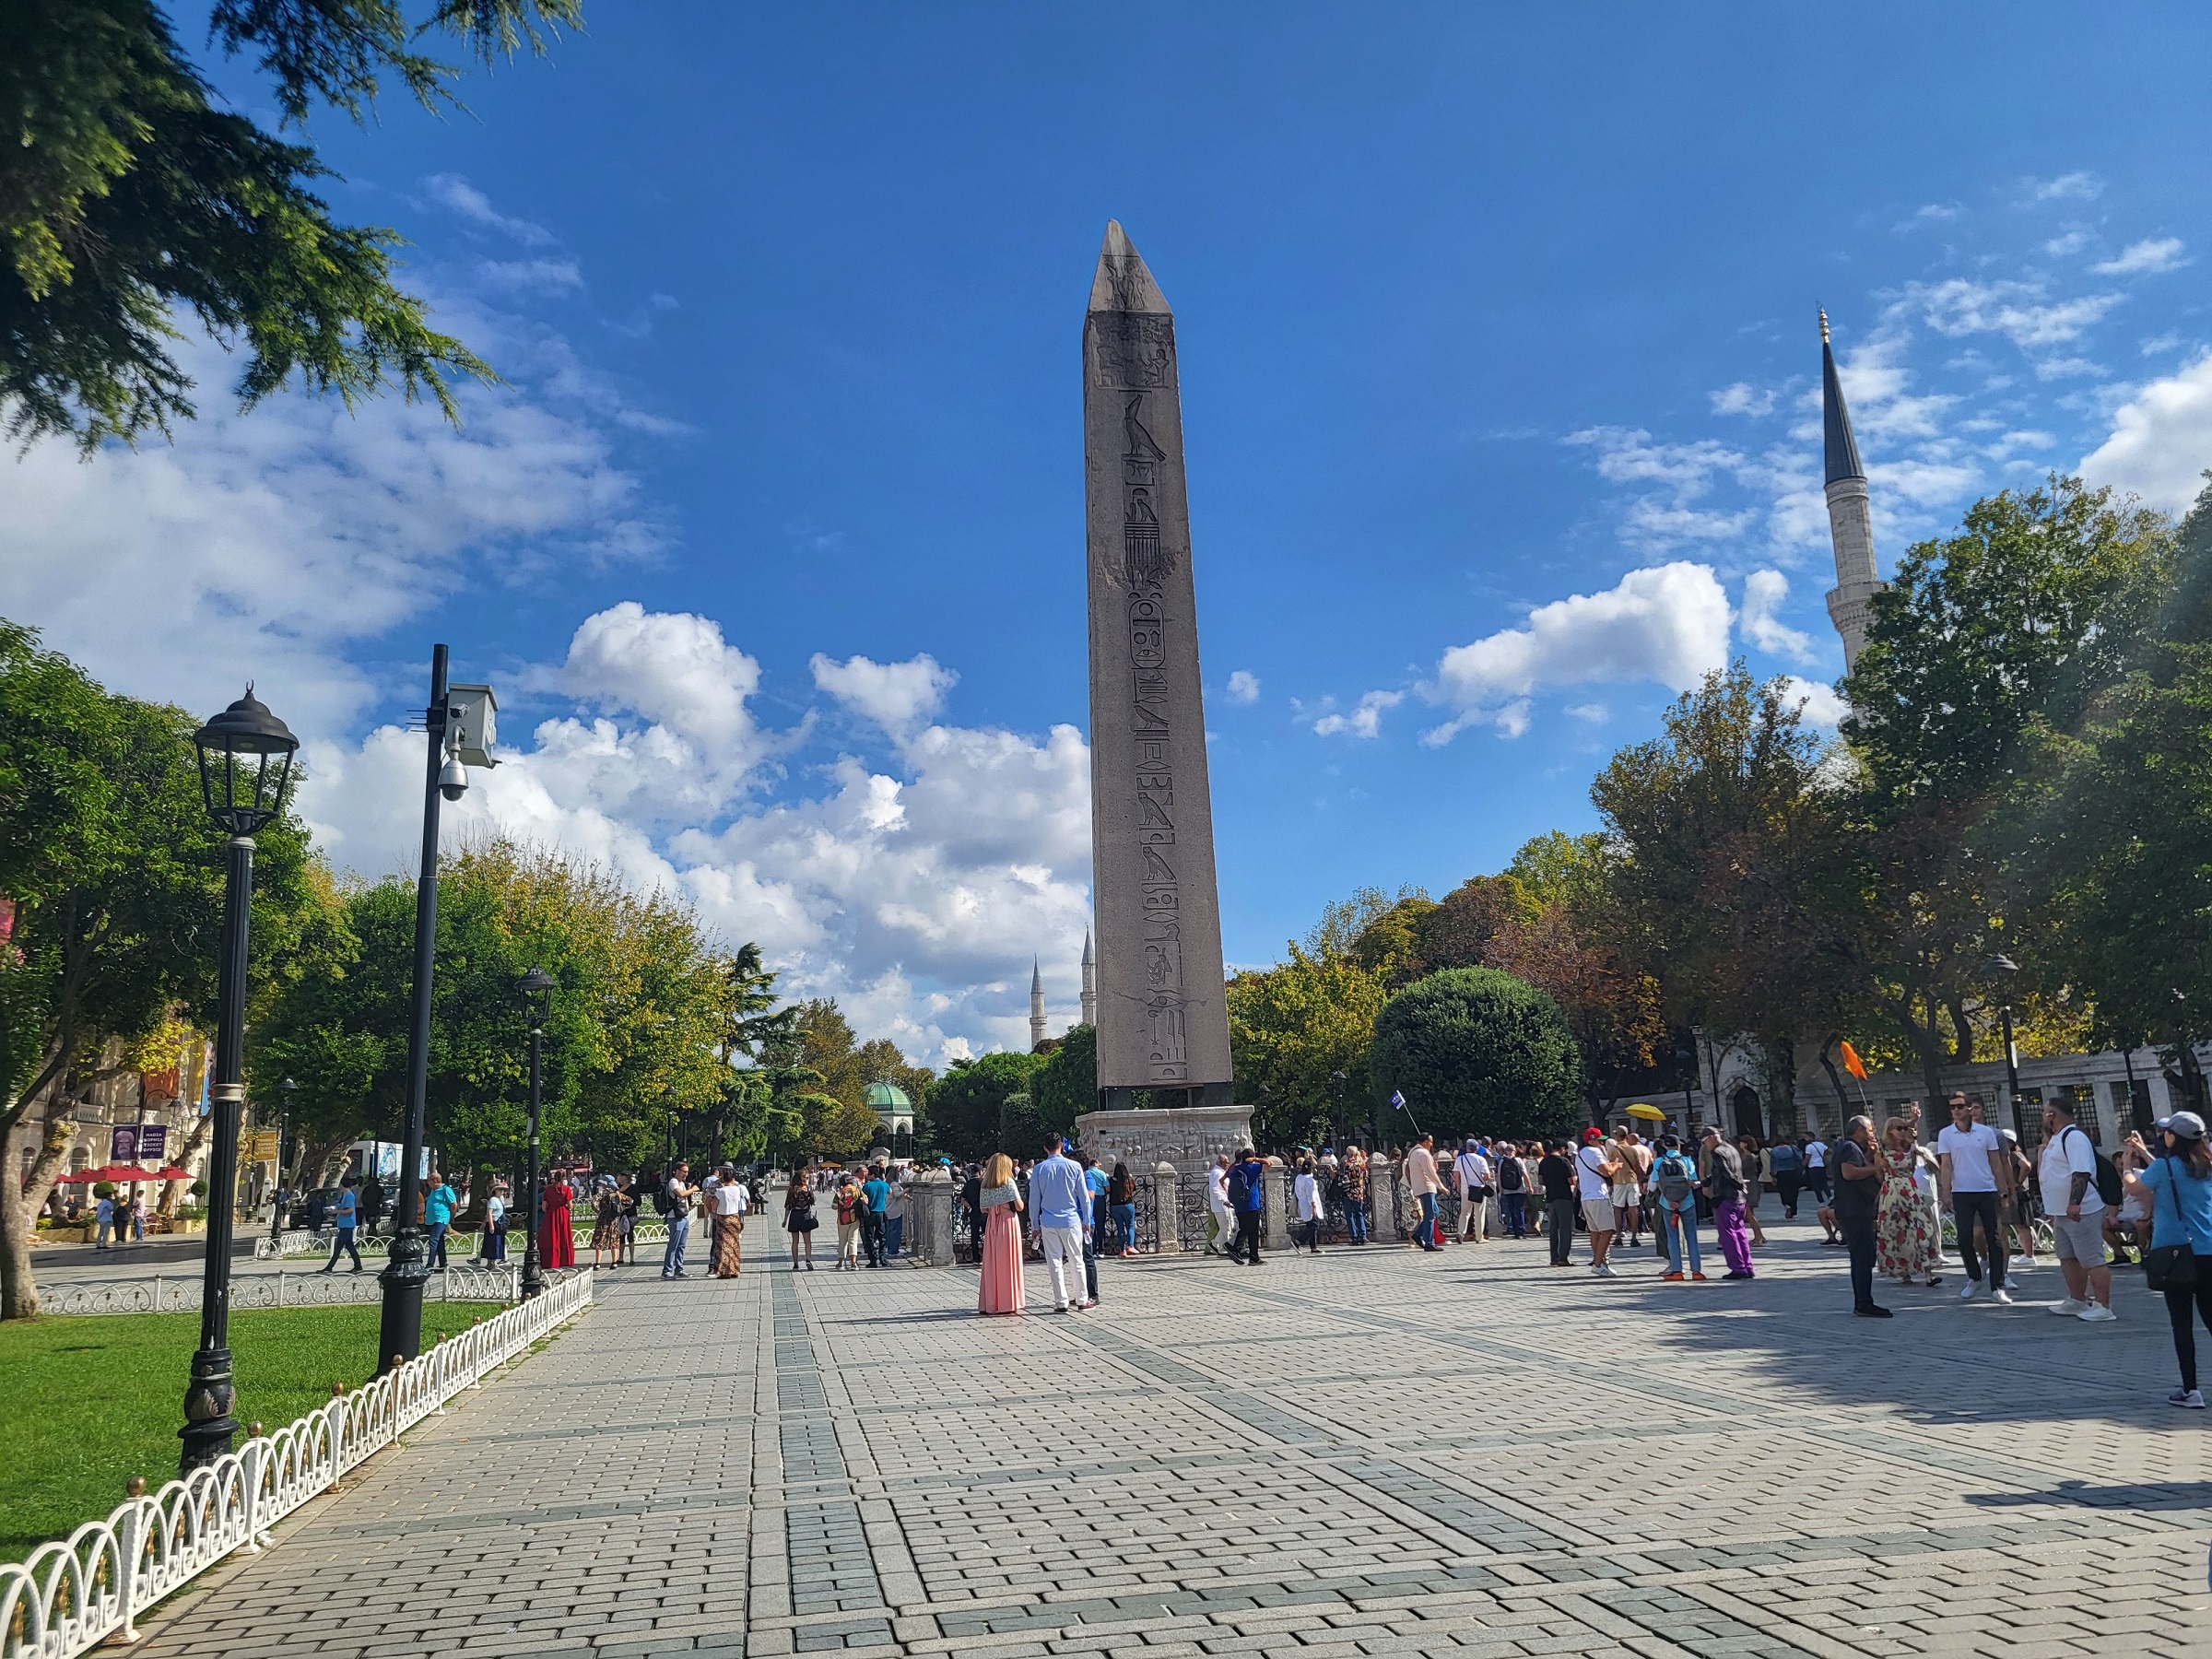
[0,1301,507,1560]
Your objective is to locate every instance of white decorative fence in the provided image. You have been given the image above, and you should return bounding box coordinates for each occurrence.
[256,1221,666,1261]
[0,1270,593,1659]
[41,1265,561,1316]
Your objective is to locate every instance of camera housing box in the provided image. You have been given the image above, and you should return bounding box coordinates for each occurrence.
[447,684,499,768]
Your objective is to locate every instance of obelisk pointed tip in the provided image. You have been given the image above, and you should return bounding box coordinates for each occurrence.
[1089,219,1171,315]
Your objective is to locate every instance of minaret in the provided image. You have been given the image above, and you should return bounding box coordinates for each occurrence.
[1820,311,1884,674]
[1079,931,1097,1028]
[1030,959,1048,1052]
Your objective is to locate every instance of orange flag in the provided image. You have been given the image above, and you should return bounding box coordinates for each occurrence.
[1839,1041,1869,1081]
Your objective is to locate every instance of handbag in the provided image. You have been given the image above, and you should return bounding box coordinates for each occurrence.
[2145,1156,2198,1292]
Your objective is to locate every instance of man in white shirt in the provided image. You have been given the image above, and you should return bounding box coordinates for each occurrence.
[1574,1130,1621,1277]
[2041,1098,2112,1320]
[1936,1094,2014,1302]
[1803,1136,1830,1203]
[1453,1139,1491,1244]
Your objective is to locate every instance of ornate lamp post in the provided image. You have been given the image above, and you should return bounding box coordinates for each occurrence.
[1986,954,2026,1141]
[182,687,299,1475]
[517,966,556,1300]
[378,645,490,1372]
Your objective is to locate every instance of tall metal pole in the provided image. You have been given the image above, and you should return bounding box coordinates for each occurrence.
[521,1020,544,1300]
[378,645,449,1371]
[181,832,253,1472]
[2000,1000,2025,1142]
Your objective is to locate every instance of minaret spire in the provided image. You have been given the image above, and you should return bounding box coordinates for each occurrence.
[1079,930,1097,1029]
[1819,313,1882,674]
[1030,958,1048,1053]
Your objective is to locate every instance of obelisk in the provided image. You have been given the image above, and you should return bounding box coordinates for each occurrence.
[1083,221,1233,1108]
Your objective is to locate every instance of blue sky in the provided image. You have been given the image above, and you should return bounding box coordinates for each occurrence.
[8,5,2212,1063]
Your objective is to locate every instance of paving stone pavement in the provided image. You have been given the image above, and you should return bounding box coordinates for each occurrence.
[129,1214,2212,1658]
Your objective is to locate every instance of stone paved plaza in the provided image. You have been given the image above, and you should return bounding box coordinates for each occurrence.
[129,1215,2209,1658]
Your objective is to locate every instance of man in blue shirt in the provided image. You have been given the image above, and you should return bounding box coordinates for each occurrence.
[1227,1147,1266,1265]
[424,1173,457,1270]
[321,1174,364,1273]
[861,1163,891,1267]
[1028,1135,1094,1312]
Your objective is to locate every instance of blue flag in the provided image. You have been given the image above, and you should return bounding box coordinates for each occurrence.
[1389,1090,1406,1110]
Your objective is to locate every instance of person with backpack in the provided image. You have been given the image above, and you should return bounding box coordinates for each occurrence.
[1226,1147,1266,1265]
[1649,1136,1704,1281]
[2122,1112,2212,1406]
[661,1162,696,1278]
[1495,1140,1530,1239]
[2041,1097,2116,1322]
[1767,1138,1803,1218]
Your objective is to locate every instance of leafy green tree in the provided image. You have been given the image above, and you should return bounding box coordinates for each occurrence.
[928,1051,1042,1163]
[0,621,314,1317]
[3,0,581,448]
[1841,477,2174,1100]
[1365,968,1584,1144]
[1228,948,1388,1148]
[1029,1024,1096,1135]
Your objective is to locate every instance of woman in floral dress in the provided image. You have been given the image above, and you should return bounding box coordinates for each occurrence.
[1875,1117,1941,1286]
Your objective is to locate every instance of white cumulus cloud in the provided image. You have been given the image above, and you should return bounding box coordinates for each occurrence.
[2029,171,2103,202]
[1224,669,1260,704]
[1312,689,1403,739]
[1781,676,1848,728]
[1738,571,1818,665]
[2093,238,2188,276]
[1712,382,1777,418]
[2080,351,2212,513]
[1420,563,1732,744]
[810,652,959,738]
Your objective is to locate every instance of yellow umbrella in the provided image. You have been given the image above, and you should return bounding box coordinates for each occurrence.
[1625,1102,1668,1122]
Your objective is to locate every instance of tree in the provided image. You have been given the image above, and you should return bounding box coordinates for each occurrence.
[1591,664,1857,1124]
[1841,477,2174,1101]
[3,0,581,448]
[1227,947,1388,1148]
[793,1000,865,1109]
[928,1051,1043,1163]
[1029,1024,1096,1135]
[1,620,315,1316]
[1365,968,1584,1144]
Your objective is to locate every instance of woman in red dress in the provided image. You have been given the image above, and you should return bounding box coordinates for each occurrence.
[538,1171,576,1270]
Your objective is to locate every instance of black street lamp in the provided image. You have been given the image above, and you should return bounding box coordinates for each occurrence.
[268,1077,297,1238]
[378,645,482,1372]
[518,966,556,1300]
[1986,954,2027,1141]
[182,687,298,1475]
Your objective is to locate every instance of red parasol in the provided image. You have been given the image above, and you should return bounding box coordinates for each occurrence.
[88,1164,159,1182]
[154,1165,193,1181]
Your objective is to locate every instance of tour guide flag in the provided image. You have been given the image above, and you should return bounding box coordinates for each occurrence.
[1839,1041,1869,1081]
[1389,1090,1406,1109]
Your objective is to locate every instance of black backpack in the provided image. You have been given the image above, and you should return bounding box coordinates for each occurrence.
[2063,1126,2125,1209]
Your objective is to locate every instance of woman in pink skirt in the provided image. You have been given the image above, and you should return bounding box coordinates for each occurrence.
[977,1152,1026,1315]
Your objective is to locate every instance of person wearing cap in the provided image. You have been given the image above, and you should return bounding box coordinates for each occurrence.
[2041,1097,2113,1322]
[2123,1111,2212,1406]
[1937,1093,2016,1304]
[1405,1134,1444,1252]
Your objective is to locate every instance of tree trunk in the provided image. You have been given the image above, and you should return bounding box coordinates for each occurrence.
[1944,995,1977,1065]
[3,1112,75,1320]
[460,1161,498,1230]
[159,1111,211,1216]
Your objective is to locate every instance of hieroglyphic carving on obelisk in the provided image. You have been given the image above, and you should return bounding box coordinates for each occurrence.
[1082,221,1232,1103]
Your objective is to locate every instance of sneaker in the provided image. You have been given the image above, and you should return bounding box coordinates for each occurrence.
[2077,1304,2118,1323]
[2170,1387,2206,1408]
[1853,1305,1894,1318]
[1594,1264,1617,1277]
[1053,1304,1071,1314]
[1959,1280,1981,1300]
[1660,1270,1684,1281]
[1992,1288,2013,1305]
[2053,1298,2088,1316]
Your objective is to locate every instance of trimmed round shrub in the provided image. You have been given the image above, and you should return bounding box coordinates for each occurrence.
[1367,967,1585,1145]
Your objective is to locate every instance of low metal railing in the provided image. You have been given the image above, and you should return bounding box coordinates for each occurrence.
[255,1220,668,1261]
[0,1271,594,1658]
[39,1265,565,1316]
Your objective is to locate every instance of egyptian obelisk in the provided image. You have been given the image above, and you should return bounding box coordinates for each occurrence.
[1083,221,1233,1107]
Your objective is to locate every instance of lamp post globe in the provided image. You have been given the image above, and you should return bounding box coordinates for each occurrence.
[517,966,556,1300]
[182,687,298,1475]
